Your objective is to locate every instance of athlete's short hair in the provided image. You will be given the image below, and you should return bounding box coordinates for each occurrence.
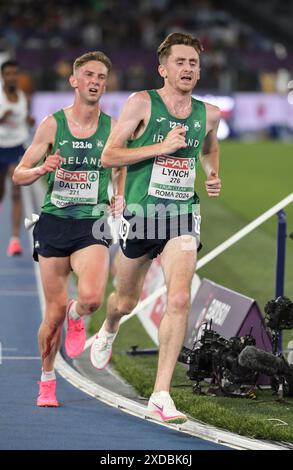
[1,59,19,74]
[157,32,203,63]
[73,51,112,74]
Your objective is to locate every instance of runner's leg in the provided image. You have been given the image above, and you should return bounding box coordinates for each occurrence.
[154,235,197,392]
[38,255,71,372]
[70,244,110,316]
[105,249,152,333]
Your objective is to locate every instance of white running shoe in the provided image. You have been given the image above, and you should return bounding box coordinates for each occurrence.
[90,322,118,370]
[147,391,187,424]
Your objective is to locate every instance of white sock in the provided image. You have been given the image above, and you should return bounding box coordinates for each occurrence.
[152,391,170,400]
[41,369,56,382]
[68,300,81,320]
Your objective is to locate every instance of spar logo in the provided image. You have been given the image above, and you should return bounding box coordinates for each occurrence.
[156,155,194,170]
[56,168,88,182]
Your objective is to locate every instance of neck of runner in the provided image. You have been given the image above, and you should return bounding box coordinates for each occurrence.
[66,107,100,130]
[158,89,192,119]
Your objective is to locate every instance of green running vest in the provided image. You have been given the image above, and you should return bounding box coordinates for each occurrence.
[42,109,111,219]
[125,90,206,218]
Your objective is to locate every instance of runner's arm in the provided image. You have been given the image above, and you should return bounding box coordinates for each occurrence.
[200,104,221,197]
[109,118,127,215]
[112,167,126,196]
[101,92,187,168]
[12,116,58,186]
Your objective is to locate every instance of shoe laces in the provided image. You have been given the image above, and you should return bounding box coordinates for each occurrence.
[74,321,84,332]
[94,335,112,351]
[70,319,84,332]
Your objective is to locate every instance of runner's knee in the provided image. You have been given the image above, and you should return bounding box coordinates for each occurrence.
[117,296,138,316]
[78,290,103,314]
[168,291,190,315]
[43,301,66,326]
[42,311,65,331]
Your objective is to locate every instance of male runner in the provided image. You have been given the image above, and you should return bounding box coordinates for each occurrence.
[90,33,221,423]
[0,60,35,256]
[13,51,125,407]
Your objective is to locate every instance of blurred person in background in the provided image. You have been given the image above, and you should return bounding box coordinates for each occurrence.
[13,51,125,407]
[0,59,35,256]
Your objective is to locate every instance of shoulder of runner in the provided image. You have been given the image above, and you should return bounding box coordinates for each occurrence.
[37,114,57,146]
[127,90,150,120]
[204,102,221,134]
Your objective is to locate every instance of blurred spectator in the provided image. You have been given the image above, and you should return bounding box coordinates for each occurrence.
[106,68,122,91]
[0,0,292,92]
[54,61,72,91]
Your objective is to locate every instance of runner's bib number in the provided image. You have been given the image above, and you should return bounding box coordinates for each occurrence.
[148,155,195,201]
[51,168,99,208]
[119,215,130,249]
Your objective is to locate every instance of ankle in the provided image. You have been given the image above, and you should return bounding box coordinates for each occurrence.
[102,320,119,336]
[68,300,81,320]
[41,369,56,382]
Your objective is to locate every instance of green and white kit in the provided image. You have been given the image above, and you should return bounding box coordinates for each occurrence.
[125,90,206,218]
[42,109,111,219]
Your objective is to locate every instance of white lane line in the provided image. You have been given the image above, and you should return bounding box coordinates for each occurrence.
[0,269,35,275]
[1,356,40,360]
[0,290,38,296]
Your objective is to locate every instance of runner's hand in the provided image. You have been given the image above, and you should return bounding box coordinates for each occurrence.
[205,170,221,197]
[38,149,65,175]
[109,194,125,218]
[161,125,187,154]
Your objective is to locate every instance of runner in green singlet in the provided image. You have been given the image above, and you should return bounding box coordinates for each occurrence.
[90,33,221,424]
[13,51,126,407]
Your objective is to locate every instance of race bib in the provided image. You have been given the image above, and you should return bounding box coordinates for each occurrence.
[119,215,130,249]
[193,212,201,236]
[148,155,195,201]
[51,168,99,208]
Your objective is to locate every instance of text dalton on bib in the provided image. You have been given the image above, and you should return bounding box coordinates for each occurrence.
[51,168,99,208]
[148,155,196,201]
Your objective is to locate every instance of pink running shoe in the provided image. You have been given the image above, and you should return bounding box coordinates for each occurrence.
[37,380,59,407]
[7,238,23,256]
[65,300,86,358]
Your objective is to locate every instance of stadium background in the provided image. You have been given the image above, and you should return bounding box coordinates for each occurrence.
[1,0,293,444]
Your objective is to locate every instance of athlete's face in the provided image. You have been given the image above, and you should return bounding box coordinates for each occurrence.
[159,45,200,93]
[1,65,19,92]
[71,60,109,103]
